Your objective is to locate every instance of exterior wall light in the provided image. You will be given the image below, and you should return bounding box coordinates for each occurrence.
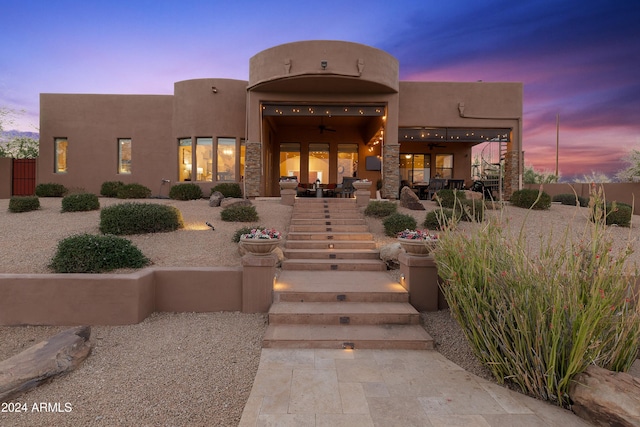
[321,60,327,70]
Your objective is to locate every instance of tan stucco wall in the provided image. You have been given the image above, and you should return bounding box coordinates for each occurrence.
[0,158,12,198]
[524,183,640,215]
[39,94,174,195]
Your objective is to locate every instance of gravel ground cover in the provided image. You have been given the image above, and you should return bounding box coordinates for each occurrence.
[1,196,639,425]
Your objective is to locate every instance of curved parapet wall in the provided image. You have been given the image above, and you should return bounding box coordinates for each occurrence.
[173,78,247,138]
[249,40,399,93]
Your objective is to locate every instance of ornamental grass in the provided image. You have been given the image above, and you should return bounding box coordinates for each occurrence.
[433,185,640,407]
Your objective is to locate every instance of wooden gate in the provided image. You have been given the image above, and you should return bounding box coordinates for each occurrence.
[12,159,36,196]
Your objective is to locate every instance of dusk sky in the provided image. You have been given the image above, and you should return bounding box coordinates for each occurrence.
[2,0,638,179]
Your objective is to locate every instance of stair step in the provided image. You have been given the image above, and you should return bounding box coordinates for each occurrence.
[283,248,380,260]
[285,240,376,250]
[291,218,365,225]
[262,324,434,350]
[289,224,369,232]
[287,232,374,241]
[281,259,386,271]
[268,302,420,325]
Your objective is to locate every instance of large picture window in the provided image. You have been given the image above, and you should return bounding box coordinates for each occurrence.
[279,143,300,180]
[178,138,192,181]
[118,138,131,174]
[308,143,329,184]
[337,144,358,183]
[400,154,429,183]
[54,137,68,173]
[217,138,236,181]
[196,137,213,181]
[435,154,453,179]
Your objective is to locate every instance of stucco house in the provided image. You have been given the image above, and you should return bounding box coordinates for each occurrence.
[38,40,523,199]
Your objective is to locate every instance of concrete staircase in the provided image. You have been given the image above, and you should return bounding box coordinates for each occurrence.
[263,198,433,350]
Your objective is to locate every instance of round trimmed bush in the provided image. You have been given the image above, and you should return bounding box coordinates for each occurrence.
[116,183,152,199]
[8,196,40,213]
[100,202,184,235]
[61,193,100,212]
[461,199,485,222]
[552,193,589,207]
[35,183,67,197]
[434,189,466,208]
[169,183,203,200]
[591,201,632,227]
[100,181,125,197]
[49,233,149,273]
[423,209,456,230]
[364,201,397,218]
[220,204,259,222]
[510,189,551,210]
[382,213,417,237]
[212,183,242,198]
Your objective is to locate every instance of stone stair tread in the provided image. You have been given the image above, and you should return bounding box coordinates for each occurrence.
[275,270,404,293]
[287,231,373,240]
[281,259,386,271]
[285,240,377,249]
[269,301,418,315]
[283,248,379,255]
[263,324,434,349]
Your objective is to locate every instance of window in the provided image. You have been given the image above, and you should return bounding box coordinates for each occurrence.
[435,154,453,179]
[240,138,246,180]
[279,143,300,180]
[400,154,430,183]
[308,143,329,184]
[217,137,235,181]
[196,137,213,181]
[337,144,358,183]
[118,138,132,174]
[54,137,68,173]
[178,138,192,181]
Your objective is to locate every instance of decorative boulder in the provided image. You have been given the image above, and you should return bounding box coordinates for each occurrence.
[463,190,483,201]
[400,186,425,210]
[220,198,252,208]
[209,191,224,207]
[379,242,402,269]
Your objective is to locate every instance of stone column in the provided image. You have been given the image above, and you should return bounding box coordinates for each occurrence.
[279,181,297,206]
[382,144,400,200]
[353,181,372,207]
[244,141,262,198]
[241,253,277,313]
[398,253,440,312]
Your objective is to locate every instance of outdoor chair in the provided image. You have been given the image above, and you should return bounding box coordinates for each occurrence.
[338,177,357,198]
[425,178,447,200]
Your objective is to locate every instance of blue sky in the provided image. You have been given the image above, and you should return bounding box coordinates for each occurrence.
[2,0,639,178]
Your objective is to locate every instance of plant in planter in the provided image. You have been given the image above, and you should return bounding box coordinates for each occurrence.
[238,227,282,255]
[397,229,439,255]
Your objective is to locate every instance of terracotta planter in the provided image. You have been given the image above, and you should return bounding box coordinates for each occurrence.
[398,238,437,256]
[239,238,280,255]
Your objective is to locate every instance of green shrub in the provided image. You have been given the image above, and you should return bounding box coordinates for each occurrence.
[434,185,640,407]
[232,225,264,243]
[100,181,125,197]
[169,183,203,200]
[364,201,397,218]
[510,188,551,210]
[61,193,100,212]
[460,199,485,222]
[99,202,184,235]
[48,233,149,273]
[590,201,632,227]
[423,209,457,230]
[212,183,242,198]
[434,189,466,209]
[35,182,67,197]
[8,196,40,213]
[382,213,417,237]
[220,204,259,222]
[116,183,152,199]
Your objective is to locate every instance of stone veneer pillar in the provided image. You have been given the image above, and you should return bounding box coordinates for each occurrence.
[503,150,520,199]
[241,253,277,313]
[398,253,440,312]
[382,144,400,200]
[244,141,262,198]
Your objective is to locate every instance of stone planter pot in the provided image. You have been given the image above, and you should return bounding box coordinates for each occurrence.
[353,181,372,191]
[239,238,281,256]
[279,181,298,190]
[398,238,437,256]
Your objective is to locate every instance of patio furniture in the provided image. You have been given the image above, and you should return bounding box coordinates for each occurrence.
[337,177,358,198]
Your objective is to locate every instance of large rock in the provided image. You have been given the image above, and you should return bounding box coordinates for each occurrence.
[0,326,92,402]
[380,242,402,269]
[220,198,252,208]
[209,191,224,207]
[400,186,425,210]
[569,364,640,426]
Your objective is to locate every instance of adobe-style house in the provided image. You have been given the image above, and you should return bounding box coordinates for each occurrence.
[38,40,523,199]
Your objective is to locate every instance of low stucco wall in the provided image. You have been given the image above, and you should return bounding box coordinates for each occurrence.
[0,158,12,199]
[0,267,244,326]
[524,183,640,214]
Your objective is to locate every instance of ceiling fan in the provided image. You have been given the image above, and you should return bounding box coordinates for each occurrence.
[318,118,336,134]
